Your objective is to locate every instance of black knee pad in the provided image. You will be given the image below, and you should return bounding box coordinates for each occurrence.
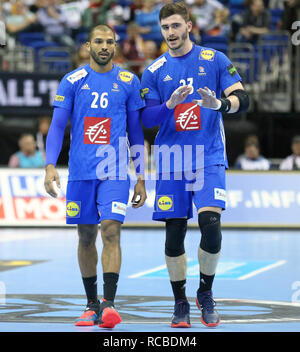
[198,212,222,254]
[165,218,187,257]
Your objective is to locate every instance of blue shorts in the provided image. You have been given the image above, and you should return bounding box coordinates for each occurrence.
[66,177,130,224]
[153,165,226,221]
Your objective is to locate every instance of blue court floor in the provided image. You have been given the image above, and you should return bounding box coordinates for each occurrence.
[0,227,300,332]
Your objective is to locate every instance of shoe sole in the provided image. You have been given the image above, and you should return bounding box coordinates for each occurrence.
[171,322,191,328]
[98,307,122,328]
[75,320,97,326]
[196,298,221,328]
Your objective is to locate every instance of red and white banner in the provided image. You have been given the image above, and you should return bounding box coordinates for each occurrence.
[0,168,68,226]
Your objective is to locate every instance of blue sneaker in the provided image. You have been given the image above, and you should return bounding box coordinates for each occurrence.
[171,299,191,328]
[196,290,220,327]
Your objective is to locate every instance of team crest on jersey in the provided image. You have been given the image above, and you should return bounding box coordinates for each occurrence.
[117,71,133,84]
[198,66,206,76]
[66,68,88,84]
[174,103,201,131]
[148,57,167,73]
[66,201,81,218]
[83,117,111,144]
[112,82,120,92]
[156,195,174,212]
[199,49,215,61]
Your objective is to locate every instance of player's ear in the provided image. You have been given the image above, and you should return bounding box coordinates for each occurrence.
[187,21,193,33]
[86,41,90,53]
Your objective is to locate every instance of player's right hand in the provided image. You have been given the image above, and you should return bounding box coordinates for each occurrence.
[166,85,193,110]
[44,164,61,198]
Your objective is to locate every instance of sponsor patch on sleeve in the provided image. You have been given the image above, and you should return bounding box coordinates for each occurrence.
[140,88,149,99]
[227,64,237,76]
[117,71,133,84]
[148,57,167,73]
[112,202,127,216]
[54,95,65,102]
[66,68,88,84]
[199,49,215,61]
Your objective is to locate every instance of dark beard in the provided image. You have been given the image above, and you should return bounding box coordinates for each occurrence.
[90,47,114,66]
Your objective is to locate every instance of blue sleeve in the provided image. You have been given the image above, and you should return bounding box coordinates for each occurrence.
[140,99,171,128]
[52,74,75,110]
[127,110,145,175]
[141,66,161,101]
[217,51,242,92]
[127,75,146,112]
[45,107,70,167]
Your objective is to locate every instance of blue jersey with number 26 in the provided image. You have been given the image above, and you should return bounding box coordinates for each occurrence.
[53,64,145,181]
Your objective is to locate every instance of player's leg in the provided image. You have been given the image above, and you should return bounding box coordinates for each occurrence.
[165,217,191,328]
[193,165,226,327]
[66,180,102,326]
[76,224,100,326]
[96,177,130,328]
[154,172,193,328]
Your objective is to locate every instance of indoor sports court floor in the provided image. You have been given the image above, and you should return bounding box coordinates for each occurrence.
[0,227,300,332]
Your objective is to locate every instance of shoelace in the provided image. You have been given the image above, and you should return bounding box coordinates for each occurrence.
[174,301,189,317]
[200,295,216,314]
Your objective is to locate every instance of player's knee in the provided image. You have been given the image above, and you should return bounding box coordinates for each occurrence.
[101,220,121,245]
[198,211,222,254]
[77,224,98,248]
[165,218,187,257]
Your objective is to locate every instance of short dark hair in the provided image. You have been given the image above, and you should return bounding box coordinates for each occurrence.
[88,24,116,42]
[159,1,190,22]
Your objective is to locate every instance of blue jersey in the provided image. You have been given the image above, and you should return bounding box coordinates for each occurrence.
[141,45,242,172]
[53,64,145,181]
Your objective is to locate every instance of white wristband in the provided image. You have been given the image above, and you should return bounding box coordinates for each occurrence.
[211,99,222,110]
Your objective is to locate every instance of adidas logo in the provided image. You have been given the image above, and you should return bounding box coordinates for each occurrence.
[163,75,172,82]
[81,83,90,90]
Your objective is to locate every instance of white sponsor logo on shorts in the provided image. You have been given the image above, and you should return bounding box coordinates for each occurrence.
[214,188,226,201]
[112,202,127,216]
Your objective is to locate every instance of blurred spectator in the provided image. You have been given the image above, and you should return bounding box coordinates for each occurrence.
[139,40,159,72]
[5,0,39,35]
[37,0,75,47]
[36,116,51,161]
[134,0,162,42]
[235,135,271,170]
[73,42,90,68]
[279,136,300,170]
[107,2,131,26]
[205,7,231,37]
[121,22,145,74]
[81,0,114,32]
[237,0,271,43]
[188,0,225,35]
[280,0,300,33]
[113,46,127,69]
[2,0,12,18]
[60,0,89,40]
[8,134,45,168]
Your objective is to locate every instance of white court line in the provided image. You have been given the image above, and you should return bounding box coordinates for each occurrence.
[129,258,193,279]
[237,260,287,280]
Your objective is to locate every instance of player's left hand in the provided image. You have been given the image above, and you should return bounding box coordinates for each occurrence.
[193,86,220,109]
[131,178,147,208]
